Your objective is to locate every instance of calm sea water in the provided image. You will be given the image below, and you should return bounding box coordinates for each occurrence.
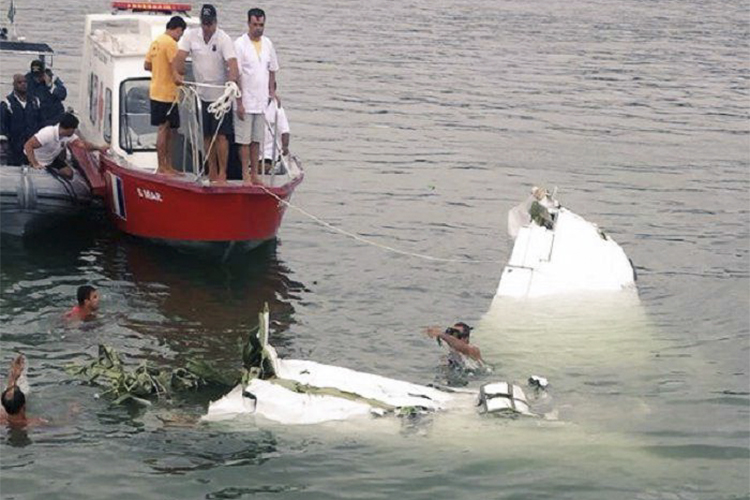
[1,0,748,498]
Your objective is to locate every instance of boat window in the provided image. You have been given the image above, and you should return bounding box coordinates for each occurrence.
[103,87,112,143]
[119,78,156,152]
[89,74,99,124]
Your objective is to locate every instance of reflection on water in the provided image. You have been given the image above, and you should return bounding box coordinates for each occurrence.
[477,291,659,428]
[98,238,306,358]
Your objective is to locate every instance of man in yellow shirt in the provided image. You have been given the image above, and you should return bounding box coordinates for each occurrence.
[144,16,187,176]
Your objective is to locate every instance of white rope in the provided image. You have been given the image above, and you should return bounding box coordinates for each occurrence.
[178,81,241,177]
[258,185,503,264]
[176,82,499,264]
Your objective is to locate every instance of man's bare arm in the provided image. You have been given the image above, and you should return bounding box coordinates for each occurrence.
[281,132,290,155]
[24,136,42,168]
[6,354,25,389]
[227,57,239,84]
[425,327,483,361]
[235,70,245,120]
[173,49,189,76]
[71,138,108,154]
[268,70,276,100]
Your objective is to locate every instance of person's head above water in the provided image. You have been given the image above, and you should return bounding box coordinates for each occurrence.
[445,322,472,341]
[77,285,99,310]
[1,386,26,415]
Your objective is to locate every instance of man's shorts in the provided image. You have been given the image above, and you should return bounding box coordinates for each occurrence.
[45,151,69,171]
[150,99,180,129]
[233,113,264,145]
[201,101,233,137]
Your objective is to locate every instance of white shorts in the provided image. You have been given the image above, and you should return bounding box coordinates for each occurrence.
[234,113,265,145]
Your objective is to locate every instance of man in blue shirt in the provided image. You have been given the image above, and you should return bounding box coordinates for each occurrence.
[0,74,42,165]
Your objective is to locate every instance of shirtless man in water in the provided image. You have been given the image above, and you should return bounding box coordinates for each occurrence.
[425,322,485,371]
[65,285,100,322]
[1,354,46,427]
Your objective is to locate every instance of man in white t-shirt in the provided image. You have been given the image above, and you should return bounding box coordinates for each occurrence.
[173,4,239,184]
[234,7,279,185]
[23,113,108,179]
[262,94,290,171]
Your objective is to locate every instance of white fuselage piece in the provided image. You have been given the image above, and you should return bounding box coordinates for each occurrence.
[202,312,531,426]
[496,206,636,298]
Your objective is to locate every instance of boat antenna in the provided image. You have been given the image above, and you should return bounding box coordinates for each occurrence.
[7,0,18,41]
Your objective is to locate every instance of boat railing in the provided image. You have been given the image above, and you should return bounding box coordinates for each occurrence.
[183,94,205,180]
[263,111,285,187]
[182,86,299,186]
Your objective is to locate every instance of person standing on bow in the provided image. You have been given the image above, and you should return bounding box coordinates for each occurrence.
[234,7,279,185]
[0,74,42,165]
[25,59,67,127]
[144,15,186,176]
[173,4,239,184]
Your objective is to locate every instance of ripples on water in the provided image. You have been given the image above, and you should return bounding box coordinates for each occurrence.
[1,0,748,498]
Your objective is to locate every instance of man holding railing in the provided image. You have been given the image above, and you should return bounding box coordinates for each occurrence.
[173,4,239,184]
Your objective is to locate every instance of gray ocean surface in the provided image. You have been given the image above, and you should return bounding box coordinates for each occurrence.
[1,0,749,498]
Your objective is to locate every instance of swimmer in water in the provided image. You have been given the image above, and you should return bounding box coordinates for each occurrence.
[425,322,486,372]
[1,354,46,427]
[64,285,100,322]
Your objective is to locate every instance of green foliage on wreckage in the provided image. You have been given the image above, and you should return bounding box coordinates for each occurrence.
[65,324,270,407]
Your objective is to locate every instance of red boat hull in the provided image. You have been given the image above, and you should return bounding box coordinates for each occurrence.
[99,157,302,247]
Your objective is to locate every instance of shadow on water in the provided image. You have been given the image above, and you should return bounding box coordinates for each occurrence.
[0,212,105,279]
[95,236,308,364]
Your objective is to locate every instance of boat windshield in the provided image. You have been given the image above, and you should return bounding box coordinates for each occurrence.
[119,78,156,152]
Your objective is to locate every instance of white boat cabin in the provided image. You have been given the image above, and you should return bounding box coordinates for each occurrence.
[78,3,198,172]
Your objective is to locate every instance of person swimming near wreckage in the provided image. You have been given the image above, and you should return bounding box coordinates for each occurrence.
[1,354,47,428]
[424,322,489,377]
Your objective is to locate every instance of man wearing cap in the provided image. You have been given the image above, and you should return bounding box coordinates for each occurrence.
[0,74,42,165]
[234,8,279,185]
[144,15,187,176]
[173,4,238,183]
[25,60,67,127]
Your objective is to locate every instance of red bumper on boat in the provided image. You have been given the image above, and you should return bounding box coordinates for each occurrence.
[100,157,303,243]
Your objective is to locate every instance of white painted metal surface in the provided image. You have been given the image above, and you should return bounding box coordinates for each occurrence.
[496,195,636,299]
[203,310,533,425]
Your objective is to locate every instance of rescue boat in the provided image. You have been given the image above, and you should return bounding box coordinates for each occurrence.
[74,2,304,254]
[0,32,96,236]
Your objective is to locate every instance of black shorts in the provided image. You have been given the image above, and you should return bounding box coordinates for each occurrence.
[201,100,233,136]
[46,151,69,170]
[150,99,180,129]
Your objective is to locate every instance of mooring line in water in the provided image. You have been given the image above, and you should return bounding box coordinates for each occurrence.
[259,186,503,264]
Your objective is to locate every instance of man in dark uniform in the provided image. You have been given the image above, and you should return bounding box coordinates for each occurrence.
[0,73,42,165]
[25,59,67,127]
